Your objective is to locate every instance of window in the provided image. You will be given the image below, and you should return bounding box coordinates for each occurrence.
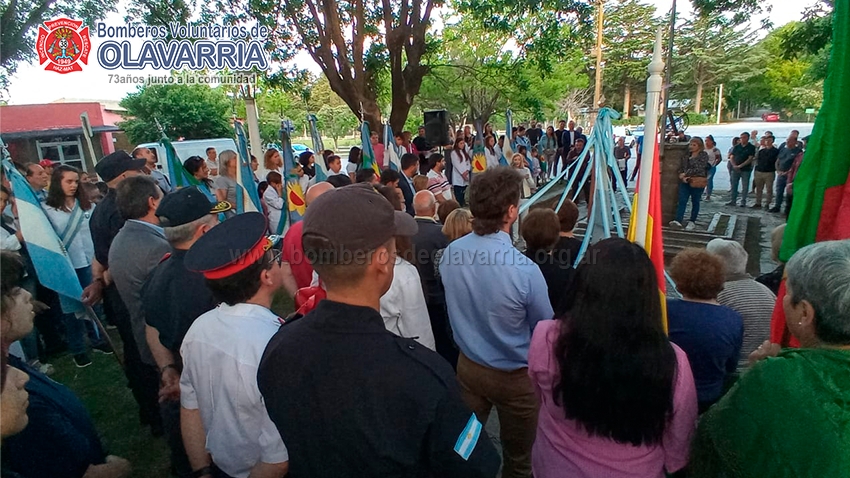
[36,137,85,171]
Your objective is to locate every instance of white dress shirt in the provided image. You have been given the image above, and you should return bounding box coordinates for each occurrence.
[450,150,471,186]
[180,303,289,478]
[44,203,95,268]
[380,259,436,351]
[484,146,502,170]
[310,261,437,350]
[263,187,284,234]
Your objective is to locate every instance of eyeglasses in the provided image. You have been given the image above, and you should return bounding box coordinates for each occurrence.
[270,249,283,266]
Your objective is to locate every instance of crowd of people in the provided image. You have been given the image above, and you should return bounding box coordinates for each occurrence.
[0,116,848,478]
[671,129,808,230]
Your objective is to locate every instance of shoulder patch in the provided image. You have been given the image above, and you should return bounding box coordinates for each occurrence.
[159,252,172,264]
[454,414,483,461]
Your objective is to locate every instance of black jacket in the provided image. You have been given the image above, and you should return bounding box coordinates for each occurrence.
[412,218,449,303]
[258,300,500,478]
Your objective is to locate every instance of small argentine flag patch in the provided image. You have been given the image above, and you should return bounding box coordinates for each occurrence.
[454,414,483,460]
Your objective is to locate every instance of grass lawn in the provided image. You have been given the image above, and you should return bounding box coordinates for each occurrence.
[52,291,295,478]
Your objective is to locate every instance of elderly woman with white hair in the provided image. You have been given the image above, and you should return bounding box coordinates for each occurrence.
[690,240,850,478]
[706,238,776,370]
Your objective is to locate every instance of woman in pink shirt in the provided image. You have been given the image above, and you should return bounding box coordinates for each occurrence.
[528,238,698,478]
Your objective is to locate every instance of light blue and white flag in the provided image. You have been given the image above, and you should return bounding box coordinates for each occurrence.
[1,141,83,314]
[307,114,329,181]
[384,123,401,171]
[234,121,261,214]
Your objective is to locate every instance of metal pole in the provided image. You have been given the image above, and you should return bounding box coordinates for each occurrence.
[658,0,676,159]
[716,83,723,124]
[635,28,665,248]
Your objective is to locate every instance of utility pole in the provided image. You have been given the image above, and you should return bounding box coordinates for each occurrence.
[592,0,605,126]
[658,0,676,159]
[716,83,723,124]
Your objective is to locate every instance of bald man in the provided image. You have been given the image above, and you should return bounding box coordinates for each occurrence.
[413,190,437,218]
[411,189,457,367]
[281,181,335,297]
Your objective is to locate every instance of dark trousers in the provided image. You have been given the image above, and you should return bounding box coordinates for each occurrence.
[161,399,191,476]
[453,186,467,207]
[103,284,162,430]
[33,284,66,356]
[774,173,788,209]
[426,300,458,370]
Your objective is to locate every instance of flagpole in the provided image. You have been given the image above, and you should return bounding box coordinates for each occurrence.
[636,28,665,247]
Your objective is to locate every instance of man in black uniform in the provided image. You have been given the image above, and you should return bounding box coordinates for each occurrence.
[140,186,230,476]
[82,151,163,434]
[258,184,500,478]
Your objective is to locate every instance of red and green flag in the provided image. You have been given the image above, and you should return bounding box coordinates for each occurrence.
[771,0,850,346]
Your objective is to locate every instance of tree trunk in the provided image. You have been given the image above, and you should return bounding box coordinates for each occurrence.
[623,83,631,119]
[695,82,703,114]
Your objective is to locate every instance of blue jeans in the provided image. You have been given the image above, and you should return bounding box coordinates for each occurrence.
[706,165,717,196]
[454,186,467,207]
[676,183,704,223]
[730,169,751,205]
[774,173,788,209]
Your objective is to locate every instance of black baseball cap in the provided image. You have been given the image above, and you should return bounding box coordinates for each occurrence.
[302,184,417,256]
[156,186,231,227]
[185,212,272,279]
[95,151,146,182]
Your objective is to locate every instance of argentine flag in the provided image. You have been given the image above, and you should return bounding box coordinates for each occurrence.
[2,154,84,314]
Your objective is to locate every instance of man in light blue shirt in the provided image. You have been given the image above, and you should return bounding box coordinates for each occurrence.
[439,166,553,478]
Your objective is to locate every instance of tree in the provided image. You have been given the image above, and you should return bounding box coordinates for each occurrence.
[600,0,661,117]
[316,105,359,149]
[779,0,833,80]
[0,0,114,93]
[119,84,233,144]
[673,14,757,113]
[164,0,440,132]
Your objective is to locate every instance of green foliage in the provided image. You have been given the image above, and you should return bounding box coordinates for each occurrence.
[672,14,758,113]
[0,0,115,94]
[119,84,233,144]
[689,0,770,27]
[600,0,661,115]
[315,105,359,150]
[454,0,593,73]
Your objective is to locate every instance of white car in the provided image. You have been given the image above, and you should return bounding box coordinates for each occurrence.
[613,126,636,148]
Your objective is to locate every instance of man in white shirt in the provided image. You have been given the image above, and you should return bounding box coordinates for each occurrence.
[326,154,344,176]
[205,147,219,177]
[181,212,289,478]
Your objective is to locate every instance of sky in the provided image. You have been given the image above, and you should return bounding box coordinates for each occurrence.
[3,0,811,105]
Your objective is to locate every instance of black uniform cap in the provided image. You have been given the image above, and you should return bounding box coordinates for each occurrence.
[95,150,146,182]
[156,186,231,227]
[184,212,272,279]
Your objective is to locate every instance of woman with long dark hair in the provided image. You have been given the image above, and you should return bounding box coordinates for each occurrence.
[528,238,698,478]
[449,137,471,206]
[44,165,107,367]
[347,146,362,182]
[183,156,215,200]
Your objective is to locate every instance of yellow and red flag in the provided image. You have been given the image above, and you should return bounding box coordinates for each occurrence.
[286,181,306,217]
[627,145,667,331]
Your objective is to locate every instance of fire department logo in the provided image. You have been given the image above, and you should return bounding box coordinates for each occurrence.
[36,18,91,74]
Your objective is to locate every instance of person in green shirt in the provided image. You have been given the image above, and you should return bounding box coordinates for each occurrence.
[690,240,850,478]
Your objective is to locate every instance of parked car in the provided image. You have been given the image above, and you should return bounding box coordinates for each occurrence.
[762,112,781,122]
[136,138,237,180]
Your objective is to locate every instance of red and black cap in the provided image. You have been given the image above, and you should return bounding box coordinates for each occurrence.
[184,212,274,280]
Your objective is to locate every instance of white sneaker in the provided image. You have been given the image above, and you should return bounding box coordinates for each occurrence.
[685,221,696,231]
[669,220,683,229]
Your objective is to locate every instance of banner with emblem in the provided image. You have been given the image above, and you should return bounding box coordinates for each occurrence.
[279,121,306,229]
[472,120,487,173]
[360,121,381,179]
